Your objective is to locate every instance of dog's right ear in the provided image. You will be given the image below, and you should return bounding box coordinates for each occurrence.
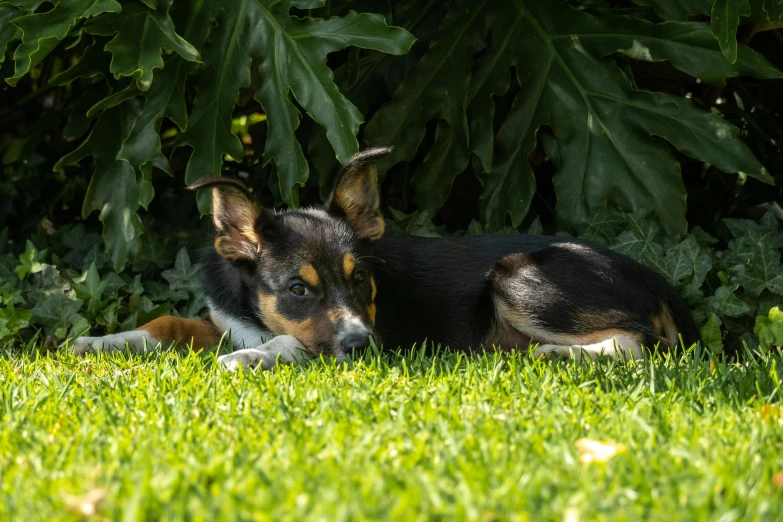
[187,176,269,261]
[326,147,392,241]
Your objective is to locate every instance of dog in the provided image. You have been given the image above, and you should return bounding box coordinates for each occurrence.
[68,147,698,369]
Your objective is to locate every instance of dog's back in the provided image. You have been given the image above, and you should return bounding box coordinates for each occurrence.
[372,231,698,355]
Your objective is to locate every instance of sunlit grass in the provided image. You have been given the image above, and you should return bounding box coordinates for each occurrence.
[2,343,782,521]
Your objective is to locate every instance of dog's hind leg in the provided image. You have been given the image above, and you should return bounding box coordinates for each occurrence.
[487,246,673,361]
[533,334,642,361]
[68,316,221,355]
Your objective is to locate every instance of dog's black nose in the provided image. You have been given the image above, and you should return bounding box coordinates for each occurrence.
[340,333,371,352]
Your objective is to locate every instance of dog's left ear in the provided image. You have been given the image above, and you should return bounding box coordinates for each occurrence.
[325,147,392,241]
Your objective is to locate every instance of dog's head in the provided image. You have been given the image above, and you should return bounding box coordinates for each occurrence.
[189,147,391,360]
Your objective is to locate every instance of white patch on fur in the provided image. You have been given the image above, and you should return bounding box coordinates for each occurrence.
[218,335,310,371]
[534,334,642,361]
[208,300,274,348]
[69,331,158,356]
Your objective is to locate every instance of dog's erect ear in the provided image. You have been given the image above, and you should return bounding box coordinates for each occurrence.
[188,176,267,261]
[326,147,392,241]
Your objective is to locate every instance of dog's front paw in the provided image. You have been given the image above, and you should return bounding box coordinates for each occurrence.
[66,336,109,356]
[218,336,311,372]
[218,348,276,372]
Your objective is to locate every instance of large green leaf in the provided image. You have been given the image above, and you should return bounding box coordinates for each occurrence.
[711,0,751,64]
[54,102,145,269]
[84,1,200,91]
[118,0,221,210]
[363,0,486,210]
[631,0,712,20]
[178,0,414,212]
[5,0,120,86]
[0,4,21,62]
[366,0,779,233]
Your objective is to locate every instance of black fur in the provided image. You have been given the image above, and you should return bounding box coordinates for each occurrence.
[196,147,698,357]
[370,232,698,351]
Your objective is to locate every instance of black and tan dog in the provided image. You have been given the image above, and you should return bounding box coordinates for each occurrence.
[69,148,698,369]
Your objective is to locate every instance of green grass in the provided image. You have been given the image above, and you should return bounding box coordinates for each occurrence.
[2,344,783,521]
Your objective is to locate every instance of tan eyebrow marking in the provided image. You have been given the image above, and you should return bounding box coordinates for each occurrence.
[343,253,356,278]
[298,264,320,288]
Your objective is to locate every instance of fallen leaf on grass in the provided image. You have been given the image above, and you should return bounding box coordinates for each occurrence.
[773,472,783,489]
[757,405,783,423]
[64,488,106,516]
[575,438,626,463]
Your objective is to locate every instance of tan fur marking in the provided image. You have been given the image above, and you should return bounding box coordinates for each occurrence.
[212,186,261,260]
[135,316,220,351]
[370,276,377,301]
[299,264,320,288]
[214,237,238,260]
[367,303,377,325]
[574,310,630,331]
[258,292,330,352]
[332,164,385,240]
[493,297,643,347]
[343,254,356,279]
[652,302,678,347]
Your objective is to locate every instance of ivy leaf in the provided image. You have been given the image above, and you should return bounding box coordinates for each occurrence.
[161,248,202,295]
[754,306,783,351]
[0,302,31,341]
[54,102,144,269]
[758,293,780,317]
[610,214,664,263]
[132,231,174,272]
[14,240,46,280]
[31,292,83,339]
[725,218,783,262]
[711,0,751,64]
[6,0,121,86]
[576,208,626,245]
[72,262,107,303]
[734,247,783,296]
[84,1,200,91]
[705,284,751,317]
[59,224,106,271]
[700,314,724,355]
[0,253,18,284]
[101,272,125,298]
[25,264,72,307]
[669,237,713,285]
[689,226,719,246]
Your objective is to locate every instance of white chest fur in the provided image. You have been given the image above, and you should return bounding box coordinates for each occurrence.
[207,300,274,349]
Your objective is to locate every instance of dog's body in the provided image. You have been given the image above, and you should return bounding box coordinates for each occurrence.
[69,148,698,368]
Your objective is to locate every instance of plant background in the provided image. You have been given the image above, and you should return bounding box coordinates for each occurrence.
[1,0,783,354]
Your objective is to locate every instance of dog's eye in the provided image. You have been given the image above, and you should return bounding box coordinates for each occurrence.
[289,283,309,296]
[353,270,367,283]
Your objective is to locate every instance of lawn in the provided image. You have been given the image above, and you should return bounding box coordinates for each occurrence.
[1,345,783,521]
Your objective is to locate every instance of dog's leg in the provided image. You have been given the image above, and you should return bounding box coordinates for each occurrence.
[218,335,310,371]
[533,334,642,360]
[68,316,221,355]
[488,249,653,361]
